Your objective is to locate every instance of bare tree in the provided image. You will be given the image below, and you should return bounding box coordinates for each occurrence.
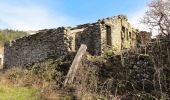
[143,0,170,37]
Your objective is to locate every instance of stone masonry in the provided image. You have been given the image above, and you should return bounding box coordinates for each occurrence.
[4,15,150,68]
[4,28,70,68]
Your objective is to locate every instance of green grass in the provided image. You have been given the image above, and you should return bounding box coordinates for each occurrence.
[0,85,42,100]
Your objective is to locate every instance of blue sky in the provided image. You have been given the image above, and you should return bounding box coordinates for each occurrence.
[0,0,150,31]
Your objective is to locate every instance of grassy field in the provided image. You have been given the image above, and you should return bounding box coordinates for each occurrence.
[0,85,42,100]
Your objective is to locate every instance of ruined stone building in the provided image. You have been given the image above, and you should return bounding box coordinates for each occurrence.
[4,15,149,68]
[136,31,152,47]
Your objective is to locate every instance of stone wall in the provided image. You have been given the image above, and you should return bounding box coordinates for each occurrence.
[66,15,138,56]
[61,23,102,56]
[75,23,101,55]
[136,31,152,47]
[99,15,137,54]
[4,15,140,68]
[4,27,70,68]
[0,44,4,66]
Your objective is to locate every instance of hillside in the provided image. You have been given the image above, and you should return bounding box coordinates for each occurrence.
[0,29,28,44]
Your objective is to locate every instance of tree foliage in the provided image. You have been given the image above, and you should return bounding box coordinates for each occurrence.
[143,0,170,37]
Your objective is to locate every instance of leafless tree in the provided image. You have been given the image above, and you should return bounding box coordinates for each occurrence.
[143,0,170,37]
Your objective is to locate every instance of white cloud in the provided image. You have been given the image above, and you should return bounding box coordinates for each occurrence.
[0,2,71,31]
[128,7,149,31]
[128,6,160,36]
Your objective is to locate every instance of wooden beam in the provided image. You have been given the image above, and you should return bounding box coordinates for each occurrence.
[64,44,87,87]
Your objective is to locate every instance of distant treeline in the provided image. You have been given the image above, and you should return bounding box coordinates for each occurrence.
[0,29,28,44]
